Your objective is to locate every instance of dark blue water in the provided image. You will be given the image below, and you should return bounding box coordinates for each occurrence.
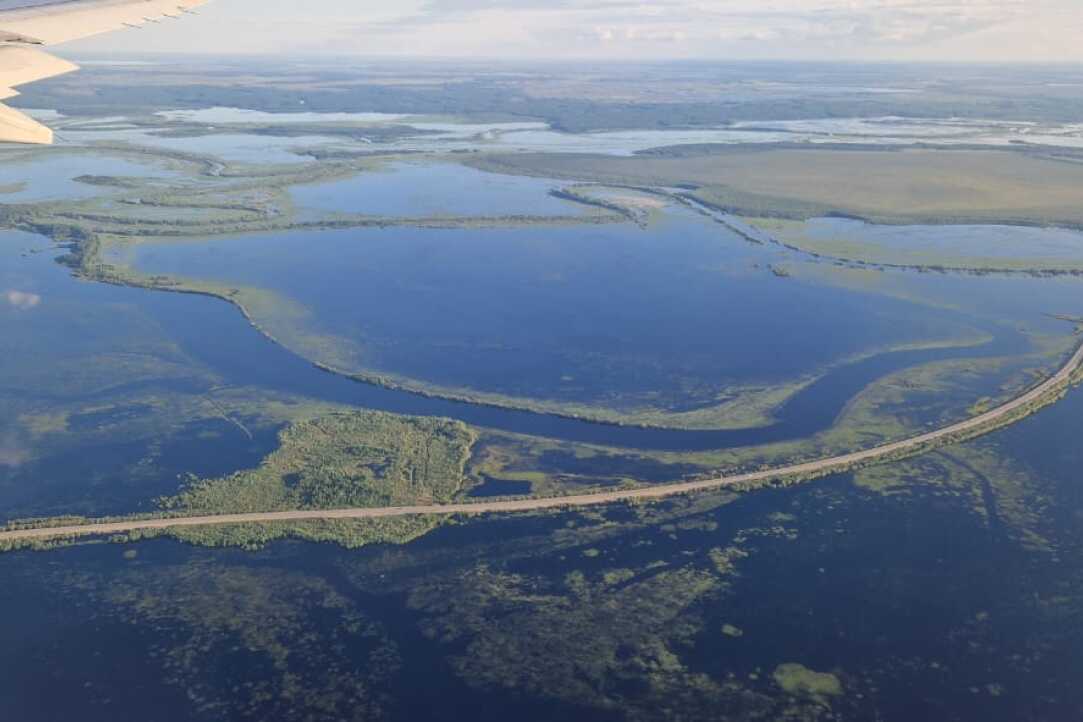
[114,207,1052,452]
[0,228,1055,454]
[4,388,1082,722]
[291,162,586,218]
[468,476,533,497]
[134,278,1035,452]
[0,152,183,203]
[127,214,970,405]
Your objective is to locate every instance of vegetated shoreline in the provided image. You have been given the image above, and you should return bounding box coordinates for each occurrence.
[71,196,1007,434]
[496,173,1083,279]
[6,143,1017,432]
[4,338,1081,547]
[700,207,1083,279]
[464,147,1083,231]
[653,190,1083,279]
[76,250,997,434]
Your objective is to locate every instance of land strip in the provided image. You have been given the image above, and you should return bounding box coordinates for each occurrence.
[5,339,1082,545]
[469,148,1083,228]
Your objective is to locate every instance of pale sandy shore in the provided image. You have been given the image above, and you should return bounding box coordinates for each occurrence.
[4,340,1082,545]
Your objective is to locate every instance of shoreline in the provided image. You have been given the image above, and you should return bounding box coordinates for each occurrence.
[5,337,1081,546]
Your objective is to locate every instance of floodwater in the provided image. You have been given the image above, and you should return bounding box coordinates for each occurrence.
[49,109,1083,160]
[0,152,179,202]
[0,231,279,520]
[0,215,1048,474]
[122,202,998,417]
[1,385,1082,721]
[156,108,412,124]
[54,122,335,164]
[4,117,1083,722]
[796,217,1083,268]
[291,162,586,217]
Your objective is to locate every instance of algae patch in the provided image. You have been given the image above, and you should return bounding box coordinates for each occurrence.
[773,663,843,700]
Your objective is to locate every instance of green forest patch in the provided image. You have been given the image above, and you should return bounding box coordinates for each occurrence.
[162,410,477,515]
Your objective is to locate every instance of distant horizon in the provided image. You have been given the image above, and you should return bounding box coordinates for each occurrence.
[60,51,1083,69]
[44,0,1083,64]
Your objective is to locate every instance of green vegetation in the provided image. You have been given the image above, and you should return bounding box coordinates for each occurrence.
[67,560,400,720]
[24,486,865,719]
[370,494,858,721]
[11,134,1073,436]
[5,101,1083,559]
[463,334,1078,498]
[130,516,443,552]
[549,184,669,226]
[79,227,1009,434]
[853,440,1057,551]
[3,323,1076,554]
[0,143,614,265]
[748,216,1083,275]
[15,421,1073,720]
[145,410,472,550]
[773,664,843,701]
[470,148,1083,227]
[75,229,825,431]
[6,64,1083,720]
[29,59,1083,134]
[162,410,475,513]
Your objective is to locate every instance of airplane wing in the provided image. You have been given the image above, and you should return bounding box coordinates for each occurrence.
[0,0,207,143]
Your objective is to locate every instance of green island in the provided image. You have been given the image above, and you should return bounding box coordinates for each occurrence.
[3,410,476,551]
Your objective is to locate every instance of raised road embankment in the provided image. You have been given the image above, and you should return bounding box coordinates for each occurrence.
[4,340,1082,545]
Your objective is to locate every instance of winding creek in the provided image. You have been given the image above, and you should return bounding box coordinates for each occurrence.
[108,203,1047,452]
[133,271,1029,452]
[5,336,1081,543]
[1,224,1044,454]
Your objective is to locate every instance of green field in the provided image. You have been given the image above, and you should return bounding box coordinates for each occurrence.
[472,147,1083,227]
[747,217,1083,274]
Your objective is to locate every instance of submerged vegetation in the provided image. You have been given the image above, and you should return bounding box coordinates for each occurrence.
[3,334,1079,553]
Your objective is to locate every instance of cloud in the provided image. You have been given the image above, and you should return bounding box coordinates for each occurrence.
[4,290,41,310]
[403,0,1030,39]
[59,0,1083,61]
[325,0,1054,58]
[0,437,29,468]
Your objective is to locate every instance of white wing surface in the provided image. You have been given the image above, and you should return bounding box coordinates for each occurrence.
[0,0,207,143]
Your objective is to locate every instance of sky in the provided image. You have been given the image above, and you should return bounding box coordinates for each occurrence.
[42,0,1083,62]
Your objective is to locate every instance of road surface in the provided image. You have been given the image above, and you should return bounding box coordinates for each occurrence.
[4,340,1082,545]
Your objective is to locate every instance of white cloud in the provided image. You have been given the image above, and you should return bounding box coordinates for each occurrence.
[5,290,41,310]
[56,0,1083,61]
[0,436,29,468]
